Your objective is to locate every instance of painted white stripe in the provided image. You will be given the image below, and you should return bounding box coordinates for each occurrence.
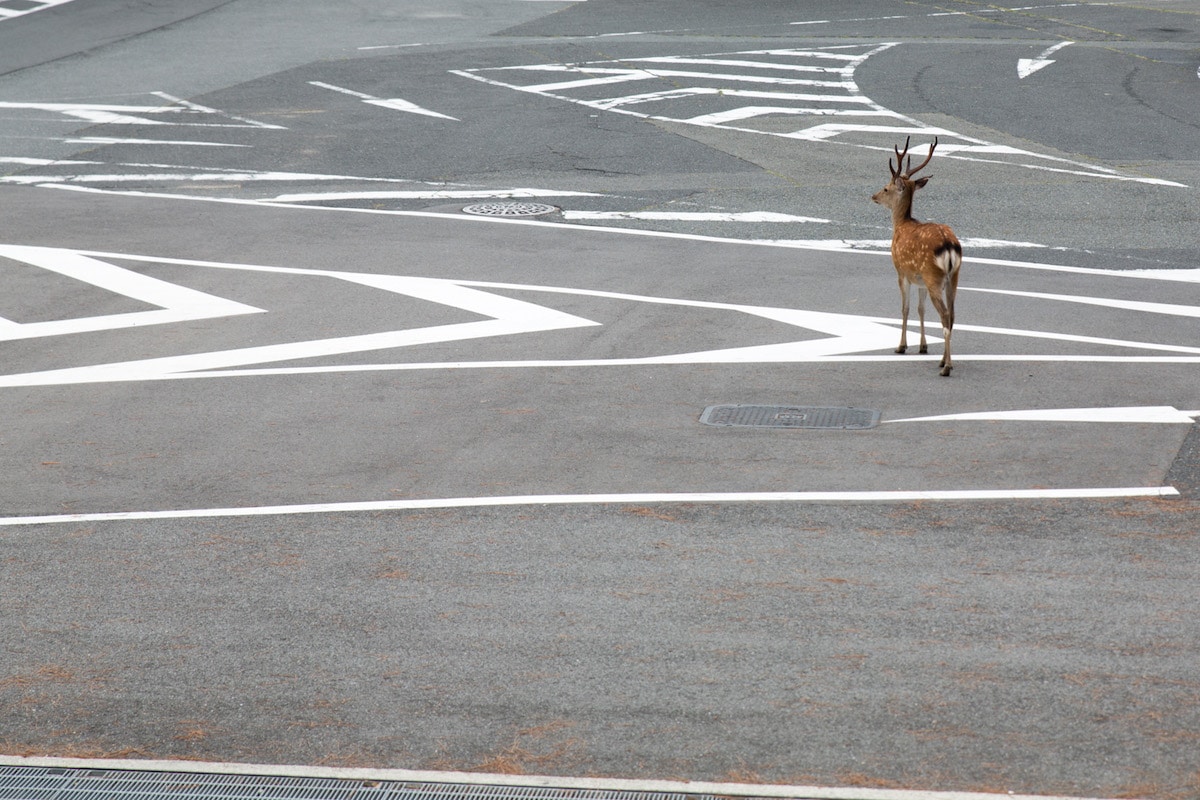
[365,97,459,120]
[0,99,282,129]
[31,184,1200,288]
[2,168,434,185]
[751,237,1050,251]
[686,106,901,124]
[966,255,1200,284]
[357,43,429,50]
[0,245,263,340]
[273,188,601,202]
[65,137,250,148]
[0,756,1131,800]
[561,211,832,223]
[0,156,100,166]
[1019,41,1073,78]
[12,248,1199,388]
[28,184,1200,291]
[455,43,1184,187]
[626,56,855,74]
[890,406,1197,424]
[0,275,599,387]
[151,92,284,130]
[504,66,853,93]
[0,487,1179,527]
[310,80,459,120]
[963,287,1200,318]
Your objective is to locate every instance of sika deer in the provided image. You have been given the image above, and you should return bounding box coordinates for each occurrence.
[871,136,962,376]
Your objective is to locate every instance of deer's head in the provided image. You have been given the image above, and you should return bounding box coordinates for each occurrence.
[871,136,937,212]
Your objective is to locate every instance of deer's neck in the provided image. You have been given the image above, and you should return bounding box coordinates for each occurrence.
[891,193,917,227]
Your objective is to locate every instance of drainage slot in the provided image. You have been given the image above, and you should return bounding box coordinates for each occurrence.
[700,404,880,430]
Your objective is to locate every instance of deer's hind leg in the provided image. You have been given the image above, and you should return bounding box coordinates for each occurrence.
[924,277,954,376]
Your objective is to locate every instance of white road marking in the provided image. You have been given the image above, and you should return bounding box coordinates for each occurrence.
[64,137,250,148]
[454,44,1185,187]
[357,43,428,50]
[0,487,1180,527]
[2,244,1198,388]
[1018,40,1073,79]
[0,754,1129,800]
[792,5,1083,27]
[24,183,1200,290]
[0,251,599,388]
[562,210,832,223]
[890,406,1197,424]
[0,245,263,340]
[749,237,1052,251]
[309,80,459,120]
[0,96,282,129]
[0,0,81,21]
[0,160,596,205]
[963,287,1200,318]
[272,188,602,202]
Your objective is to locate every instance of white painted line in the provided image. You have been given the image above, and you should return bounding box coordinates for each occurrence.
[0,156,100,167]
[10,245,1199,388]
[272,188,602,202]
[65,136,250,148]
[150,92,283,130]
[0,755,1132,800]
[0,265,600,387]
[561,210,832,223]
[0,0,81,22]
[28,183,1200,288]
[963,287,1200,318]
[1018,41,1073,79]
[1,165,450,186]
[309,80,458,120]
[889,406,1197,424]
[23,183,1200,287]
[455,43,1184,187]
[0,245,263,340]
[0,97,283,129]
[0,487,1180,527]
[357,43,428,50]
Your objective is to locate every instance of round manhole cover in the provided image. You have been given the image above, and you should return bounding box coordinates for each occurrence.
[462,201,558,217]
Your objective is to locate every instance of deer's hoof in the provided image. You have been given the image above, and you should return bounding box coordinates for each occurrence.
[895,346,907,354]
[919,346,929,354]
[939,365,953,377]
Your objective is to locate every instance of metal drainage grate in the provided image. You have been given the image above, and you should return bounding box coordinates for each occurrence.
[0,766,725,800]
[700,404,881,430]
[462,201,558,217]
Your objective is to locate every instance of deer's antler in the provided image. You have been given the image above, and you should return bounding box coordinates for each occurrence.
[889,136,910,179]
[905,137,938,178]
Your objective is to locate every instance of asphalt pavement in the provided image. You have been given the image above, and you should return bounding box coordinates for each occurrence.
[1,2,1199,798]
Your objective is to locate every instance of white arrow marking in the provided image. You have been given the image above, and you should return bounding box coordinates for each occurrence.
[0,245,263,340]
[1018,40,1073,78]
[309,80,458,120]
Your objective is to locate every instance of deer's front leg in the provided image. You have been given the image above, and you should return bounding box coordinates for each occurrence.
[917,286,929,354]
[895,277,910,354]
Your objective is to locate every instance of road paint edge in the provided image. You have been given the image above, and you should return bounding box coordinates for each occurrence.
[0,487,1179,527]
[0,755,1126,800]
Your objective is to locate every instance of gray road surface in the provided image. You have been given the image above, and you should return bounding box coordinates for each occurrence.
[1,2,1199,798]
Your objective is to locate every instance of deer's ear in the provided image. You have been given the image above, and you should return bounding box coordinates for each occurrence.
[913,176,931,189]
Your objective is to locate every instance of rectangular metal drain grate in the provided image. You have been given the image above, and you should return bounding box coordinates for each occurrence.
[0,766,730,800]
[700,405,880,430]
